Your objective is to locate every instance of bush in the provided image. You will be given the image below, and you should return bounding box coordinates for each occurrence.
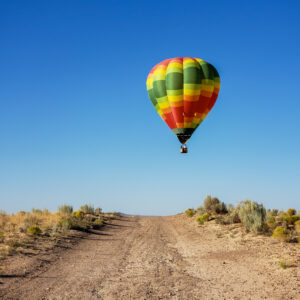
[26,226,42,235]
[279,260,287,269]
[282,215,300,226]
[52,223,59,233]
[93,218,104,228]
[196,214,210,225]
[201,214,210,221]
[266,216,277,230]
[95,207,102,215]
[215,208,241,225]
[203,195,227,214]
[185,208,195,217]
[31,208,42,214]
[58,205,73,214]
[236,200,266,233]
[295,220,300,233]
[60,219,71,231]
[272,226,290,242]
[286,208,296,216]
[0,231,4,242]
[68,217,90,231]
[80,204,95,215]
[227,204,234,211]
[268,209,278,217]
[72,210,84,218]
[7,239,22,248]
[229,208,241,223]
[23,215,42,228]
[196,217,204,225]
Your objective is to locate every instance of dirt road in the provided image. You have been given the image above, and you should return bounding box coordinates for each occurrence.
[1,215,299,299]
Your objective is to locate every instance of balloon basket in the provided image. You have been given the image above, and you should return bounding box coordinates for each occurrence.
[180,145,188,154]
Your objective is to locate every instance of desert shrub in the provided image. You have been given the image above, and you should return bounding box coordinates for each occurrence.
[196,217,204,225]
[201,214,210,221]
[269,209,279,217]
[236,200,266,233]
[23,215,40,227]
[93,218,104,228]
[229,208,241,223]
[31,208,42,214]
[216,208,241,225]
[279,260,287,269]
[227,204,234,211]
[266,216,277,231]
[26,226,42,235]
[217,202,228,214]
[72,210,84,218]
[80,204,95,215]
[95,207,102,215]
[196,214,210,225]
[0,231,4,242]
[215,216,227,225]
[286,208,296,216]
[272,226,290,242]
[58,205,73,215]
[60,218,71,231]
[185,208,195,217]
[68,216,91,231]
[282,215,300,226]
[203,195,227,214]
[6,239,22,248]
[52,223,59,233]
[294,220,300,233]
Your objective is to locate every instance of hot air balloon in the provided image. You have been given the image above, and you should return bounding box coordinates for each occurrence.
[146,57,220,153]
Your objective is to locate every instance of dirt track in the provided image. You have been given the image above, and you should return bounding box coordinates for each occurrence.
[1,215,299,299]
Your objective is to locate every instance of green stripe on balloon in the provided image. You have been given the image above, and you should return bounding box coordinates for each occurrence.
[183,67,202,84]
[153,80,166,98]
[166,72,183,90]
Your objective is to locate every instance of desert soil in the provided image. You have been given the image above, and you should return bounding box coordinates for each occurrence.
[0,215,299,300]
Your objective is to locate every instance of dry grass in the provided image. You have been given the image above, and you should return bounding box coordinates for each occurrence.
[0,205,104,261]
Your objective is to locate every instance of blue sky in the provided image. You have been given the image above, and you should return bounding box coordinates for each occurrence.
[0,0,299,215]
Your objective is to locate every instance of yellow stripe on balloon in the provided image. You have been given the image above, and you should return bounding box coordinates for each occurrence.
[168,95,183,102]
[184,89,201,96]
[159,101,170,109]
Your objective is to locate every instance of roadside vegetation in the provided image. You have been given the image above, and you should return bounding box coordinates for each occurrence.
[185,196,300,243]
[0,204,115,261]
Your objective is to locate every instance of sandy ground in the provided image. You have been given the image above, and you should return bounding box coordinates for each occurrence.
[0,214,299,299]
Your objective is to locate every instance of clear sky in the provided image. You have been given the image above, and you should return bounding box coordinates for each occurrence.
[0,0,299,215]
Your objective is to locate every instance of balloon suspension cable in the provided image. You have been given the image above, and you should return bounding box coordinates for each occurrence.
[180,144,188,154]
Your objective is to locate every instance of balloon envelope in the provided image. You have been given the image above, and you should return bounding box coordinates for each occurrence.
[146,57,220,144]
